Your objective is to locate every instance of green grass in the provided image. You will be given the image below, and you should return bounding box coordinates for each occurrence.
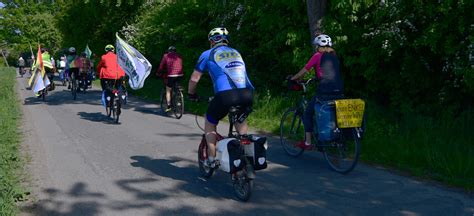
[362,104,474,191]
[0,67,28,215]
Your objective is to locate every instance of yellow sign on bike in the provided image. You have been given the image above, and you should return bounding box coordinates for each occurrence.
[335,99,365,128]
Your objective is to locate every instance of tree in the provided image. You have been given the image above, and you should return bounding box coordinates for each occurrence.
[306,0,327,45]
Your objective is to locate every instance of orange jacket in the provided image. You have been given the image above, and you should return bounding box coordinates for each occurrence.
[96,52,125,79]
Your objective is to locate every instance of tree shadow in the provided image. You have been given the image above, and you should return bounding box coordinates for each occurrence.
[129,155,235,200]
[21,182,104,216]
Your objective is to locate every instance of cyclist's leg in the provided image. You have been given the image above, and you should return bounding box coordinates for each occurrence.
[302,97,316,145]
[165,77,174,108]
[100,79,107,107]
[233,88,254,135]
[205,93,229,160]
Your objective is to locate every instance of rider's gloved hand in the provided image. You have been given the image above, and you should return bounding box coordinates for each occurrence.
[188,93,199,102]
[287,76,302,91]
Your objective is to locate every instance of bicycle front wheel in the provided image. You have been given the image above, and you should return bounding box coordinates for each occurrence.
[172,90,184,119]
[280,108,305,157]
[323,128,361,174]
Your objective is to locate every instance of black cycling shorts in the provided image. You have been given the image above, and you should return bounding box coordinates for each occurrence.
[206,88,253,125]
[166,76,183,88]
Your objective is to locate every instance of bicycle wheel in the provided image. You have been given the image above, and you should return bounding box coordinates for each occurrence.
[198,137,214,178]
[160,89,167,113]
[280,108,305,157]
[106,97,112,117]
[114,98,121,123]
[233,167,253,202]
[71,76,77,100]
[82,78,87,94]
[323,128,361,174]
[41,89,46,101]
[172,89,184,119]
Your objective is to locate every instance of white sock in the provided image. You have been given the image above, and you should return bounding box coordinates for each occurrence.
[208,156,215,161]
[305,142,311,146]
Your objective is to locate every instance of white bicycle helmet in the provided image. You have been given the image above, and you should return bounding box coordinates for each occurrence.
[68,47,76,53]
[208,27,229,43]
[313,34,332,47]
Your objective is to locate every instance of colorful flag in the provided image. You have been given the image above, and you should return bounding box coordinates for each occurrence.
[84,44,92,59]
[116,33,152,90]
[28,44,48,95]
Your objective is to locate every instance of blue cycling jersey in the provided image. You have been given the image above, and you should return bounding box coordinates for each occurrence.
[195,45,254,93]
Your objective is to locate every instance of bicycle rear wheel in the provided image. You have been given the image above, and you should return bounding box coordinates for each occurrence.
[232,166,253,202]
[71,76,77,100]
[160,89,167,113]
[114,98,121,123]
[323,128,361,174]
[280,108,305,157]
[172,89,184,119]
[41,89,46,101]
[106,97,112,117]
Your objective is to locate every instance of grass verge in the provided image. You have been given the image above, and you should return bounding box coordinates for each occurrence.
[0,67,28,215]
[129,76,473,192]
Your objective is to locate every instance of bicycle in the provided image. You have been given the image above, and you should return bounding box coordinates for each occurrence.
[105,80,126,123]
[159,78,184,119]
[40,72,55,101]
[77,72,91,94]
[19,67,26,77]
[197,102,268,201]
[279,78,365,174]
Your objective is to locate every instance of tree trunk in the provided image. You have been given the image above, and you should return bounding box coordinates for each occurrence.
[306,0,327,46]
[1,50,9,67]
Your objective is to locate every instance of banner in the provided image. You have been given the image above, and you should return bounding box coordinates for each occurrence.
[116,33,152,90]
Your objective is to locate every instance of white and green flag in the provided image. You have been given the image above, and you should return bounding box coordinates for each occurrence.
[84,44,92,59]
[116,33,152,90]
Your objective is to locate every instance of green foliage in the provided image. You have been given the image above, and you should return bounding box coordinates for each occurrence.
[55,0,148,58]
[127,0,311,90]
[0,67,28,215]
[324,0,474,114]
[0,1,63,59]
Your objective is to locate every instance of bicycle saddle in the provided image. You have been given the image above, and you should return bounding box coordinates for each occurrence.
[229,106,241,114]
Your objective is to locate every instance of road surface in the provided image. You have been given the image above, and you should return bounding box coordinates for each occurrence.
[15,74,473,216]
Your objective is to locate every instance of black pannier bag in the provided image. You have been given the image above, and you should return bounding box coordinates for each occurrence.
[227,140,245,173]
[251,136,268,170]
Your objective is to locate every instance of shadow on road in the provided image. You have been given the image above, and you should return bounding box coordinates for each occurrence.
[76,111,119,125]
[20,151,474,216]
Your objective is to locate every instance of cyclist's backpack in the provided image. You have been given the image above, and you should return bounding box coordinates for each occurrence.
[315,101,337,142]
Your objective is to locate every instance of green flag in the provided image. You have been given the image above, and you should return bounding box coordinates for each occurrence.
[84,44,92,59]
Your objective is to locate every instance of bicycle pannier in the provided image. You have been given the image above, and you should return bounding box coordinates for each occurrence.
[315,101,337,142]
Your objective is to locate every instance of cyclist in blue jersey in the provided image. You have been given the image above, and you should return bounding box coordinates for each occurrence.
[188,27,254,167]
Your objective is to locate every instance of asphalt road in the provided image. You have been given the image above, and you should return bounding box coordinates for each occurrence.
[15,73,473,216]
